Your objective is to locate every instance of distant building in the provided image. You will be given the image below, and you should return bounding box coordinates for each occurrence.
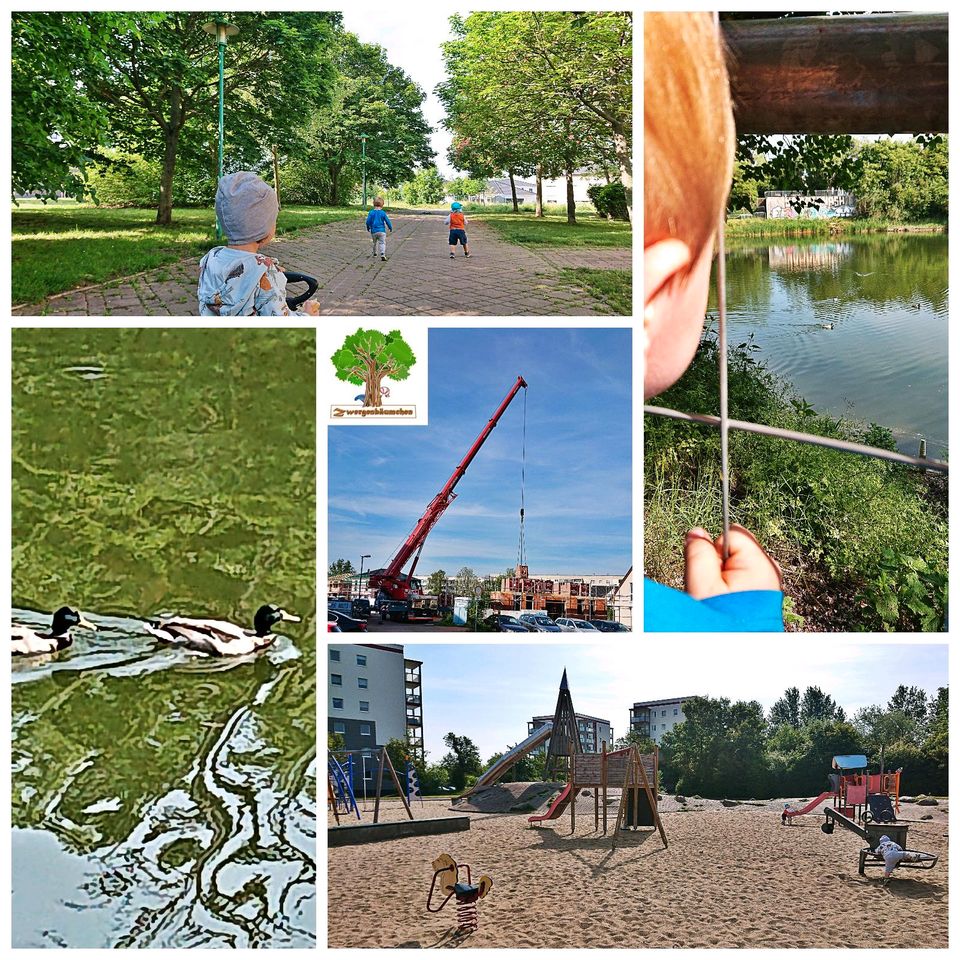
[630,697,694,744]
[763,189,856,220]
[327,643,424,762]
[449,174,607,207]
[529,712,613,753]
[610,567,633,628]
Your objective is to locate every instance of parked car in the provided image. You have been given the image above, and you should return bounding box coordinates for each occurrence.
[329,597,369,619]
[328,613,341,633]
[328,609,367,632]
[590,619,630,632]
[555,617,599,632]
[482,614,532,633]
[518,613,563,633]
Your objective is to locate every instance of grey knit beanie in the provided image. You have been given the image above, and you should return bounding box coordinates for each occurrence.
[215,171,279,244]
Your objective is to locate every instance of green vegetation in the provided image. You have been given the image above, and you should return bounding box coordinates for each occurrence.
[556,268,632,315]
[476,211,631,248]
[732,133,948,223]
[661,686,948,799]
[645,334,947,632]
[725,216,946,240]
[12,201,356,304]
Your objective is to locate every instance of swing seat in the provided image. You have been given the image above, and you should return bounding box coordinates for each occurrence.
[859,846,939,876]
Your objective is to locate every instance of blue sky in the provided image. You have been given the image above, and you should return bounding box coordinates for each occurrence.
[340,8,460,176]
[403,644,949,762]
[329,328,632,576]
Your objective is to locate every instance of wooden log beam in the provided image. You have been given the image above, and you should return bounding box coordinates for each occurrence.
[722,14,948,134]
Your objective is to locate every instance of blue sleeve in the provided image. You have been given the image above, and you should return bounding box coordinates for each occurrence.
[384,213,393,230]
[644,577,784,632]
[365,211,373,231]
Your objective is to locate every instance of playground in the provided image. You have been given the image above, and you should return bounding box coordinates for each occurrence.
[327,669,948,948]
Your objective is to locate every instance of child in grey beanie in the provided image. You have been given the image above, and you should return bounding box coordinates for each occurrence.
[198,171,320,316]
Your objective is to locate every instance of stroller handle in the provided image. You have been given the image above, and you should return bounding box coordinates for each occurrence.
[283,271,319,309]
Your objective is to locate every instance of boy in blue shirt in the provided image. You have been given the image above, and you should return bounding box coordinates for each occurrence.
[365,197,393,261]
[644,13,783,632]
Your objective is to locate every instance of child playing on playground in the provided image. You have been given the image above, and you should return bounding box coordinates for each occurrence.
[366,197,393,261]
[445,202,471,258]
[198,171,320,317]
[644,12,783,631]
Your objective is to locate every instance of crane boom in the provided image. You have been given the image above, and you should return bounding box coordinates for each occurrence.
[368,375,527,602]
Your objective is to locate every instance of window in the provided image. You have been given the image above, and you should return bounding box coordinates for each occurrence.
[331,674,342,686]
[333,721,345,733]
[358,677,368,689]
[661,710,667,717]
[357,654,367,666]
[330,649,341,661]
[359,701,370,712]
[360,724,371,736]
[674,708,679,716]
[332,698,344,709]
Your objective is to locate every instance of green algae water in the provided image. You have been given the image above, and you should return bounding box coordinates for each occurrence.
[12,329,316,948]
[715,233,948,457]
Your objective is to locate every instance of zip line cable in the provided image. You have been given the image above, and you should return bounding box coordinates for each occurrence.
[517,385,527,569]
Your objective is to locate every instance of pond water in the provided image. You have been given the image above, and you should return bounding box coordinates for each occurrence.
[714,233,948,457]
[12,329,316,948]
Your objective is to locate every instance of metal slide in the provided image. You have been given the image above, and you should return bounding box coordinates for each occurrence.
[468,722,553,793]
[528,783,572,823]
[781,790,834,820]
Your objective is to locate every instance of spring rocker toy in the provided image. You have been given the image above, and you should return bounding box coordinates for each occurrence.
[426,853,492,936]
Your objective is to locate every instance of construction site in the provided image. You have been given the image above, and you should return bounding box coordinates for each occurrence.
[328,371,632,632]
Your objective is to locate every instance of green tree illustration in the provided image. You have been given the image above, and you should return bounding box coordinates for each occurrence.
[331,328,416,407]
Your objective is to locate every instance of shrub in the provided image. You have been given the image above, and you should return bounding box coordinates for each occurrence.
[587,181,629,220]
[85,150,216,207]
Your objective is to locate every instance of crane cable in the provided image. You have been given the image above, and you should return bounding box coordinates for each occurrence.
[517,385,527,569]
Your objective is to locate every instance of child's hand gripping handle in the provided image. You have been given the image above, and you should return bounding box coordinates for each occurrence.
[684,525,782,599]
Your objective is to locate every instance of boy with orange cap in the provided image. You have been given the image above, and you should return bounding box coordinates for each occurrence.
[644,12,783,631]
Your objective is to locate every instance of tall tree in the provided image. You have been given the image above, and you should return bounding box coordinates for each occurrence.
[27,12,341,224]
[770,687,801,728]
[454,567,480,596]
[888,685,929,725]
[329,558,355,576]
[799,686,844,725]
[290,31,434,206]
[441,732,482,791]
[426,570,448,596]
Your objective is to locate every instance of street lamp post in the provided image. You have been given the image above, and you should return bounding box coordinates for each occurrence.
[361,133,369,207]
[359,554,371,601]
[203,19,239,241]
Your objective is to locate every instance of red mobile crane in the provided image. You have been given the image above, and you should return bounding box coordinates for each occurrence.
[367,375,527,620]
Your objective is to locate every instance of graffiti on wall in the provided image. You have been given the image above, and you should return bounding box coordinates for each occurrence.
[764,190,857,219]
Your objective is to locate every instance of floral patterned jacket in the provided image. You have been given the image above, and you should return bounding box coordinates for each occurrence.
[198,247,309,316]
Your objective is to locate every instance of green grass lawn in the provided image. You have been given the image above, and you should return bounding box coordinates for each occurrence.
[556,267,632,315]
[725,216,947,240]
[474,211,632,248]
[12,201,358,304]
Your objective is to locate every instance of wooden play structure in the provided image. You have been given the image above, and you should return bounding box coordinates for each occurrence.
[532,743,668,851]
[328,746,413,825]
[469,669,668,850]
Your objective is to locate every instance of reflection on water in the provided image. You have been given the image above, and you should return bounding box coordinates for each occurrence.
[12,330,316,948]
[714,234,948,456]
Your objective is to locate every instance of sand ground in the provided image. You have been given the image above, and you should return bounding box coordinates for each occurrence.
[327,792,948,948]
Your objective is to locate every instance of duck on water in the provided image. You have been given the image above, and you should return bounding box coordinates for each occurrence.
[145,604,301,656]
[11,606,98,656]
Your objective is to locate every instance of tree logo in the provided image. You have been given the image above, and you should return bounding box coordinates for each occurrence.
[331,328,417,419]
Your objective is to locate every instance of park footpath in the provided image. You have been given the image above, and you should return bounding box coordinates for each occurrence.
[13,213,631,317]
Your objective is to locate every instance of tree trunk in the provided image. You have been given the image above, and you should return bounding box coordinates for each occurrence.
[364,362,383,407]
[272,145,280,209]
[330,163,341,206]
[564,117,576,225]
[535,164,543,218]
[612,125,633,222]
[508,169,519,213]
[157,126,179,226]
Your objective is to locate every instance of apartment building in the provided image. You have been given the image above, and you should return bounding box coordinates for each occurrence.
[630,697,692,743]
[327,643,423,760]
[529,712,613,753]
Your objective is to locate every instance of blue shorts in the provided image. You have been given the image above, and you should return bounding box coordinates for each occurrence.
[448,229,468,246]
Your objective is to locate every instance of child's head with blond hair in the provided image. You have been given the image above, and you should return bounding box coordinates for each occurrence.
[373,196,385,208]
[644,12,736,399]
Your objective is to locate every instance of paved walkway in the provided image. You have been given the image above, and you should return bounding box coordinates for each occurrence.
[13,214,632,317]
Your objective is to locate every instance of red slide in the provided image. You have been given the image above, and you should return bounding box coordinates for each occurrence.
[528,783,572,823]
[781,790,835,819]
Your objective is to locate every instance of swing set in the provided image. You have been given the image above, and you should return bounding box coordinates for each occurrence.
[327,746,416,826]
